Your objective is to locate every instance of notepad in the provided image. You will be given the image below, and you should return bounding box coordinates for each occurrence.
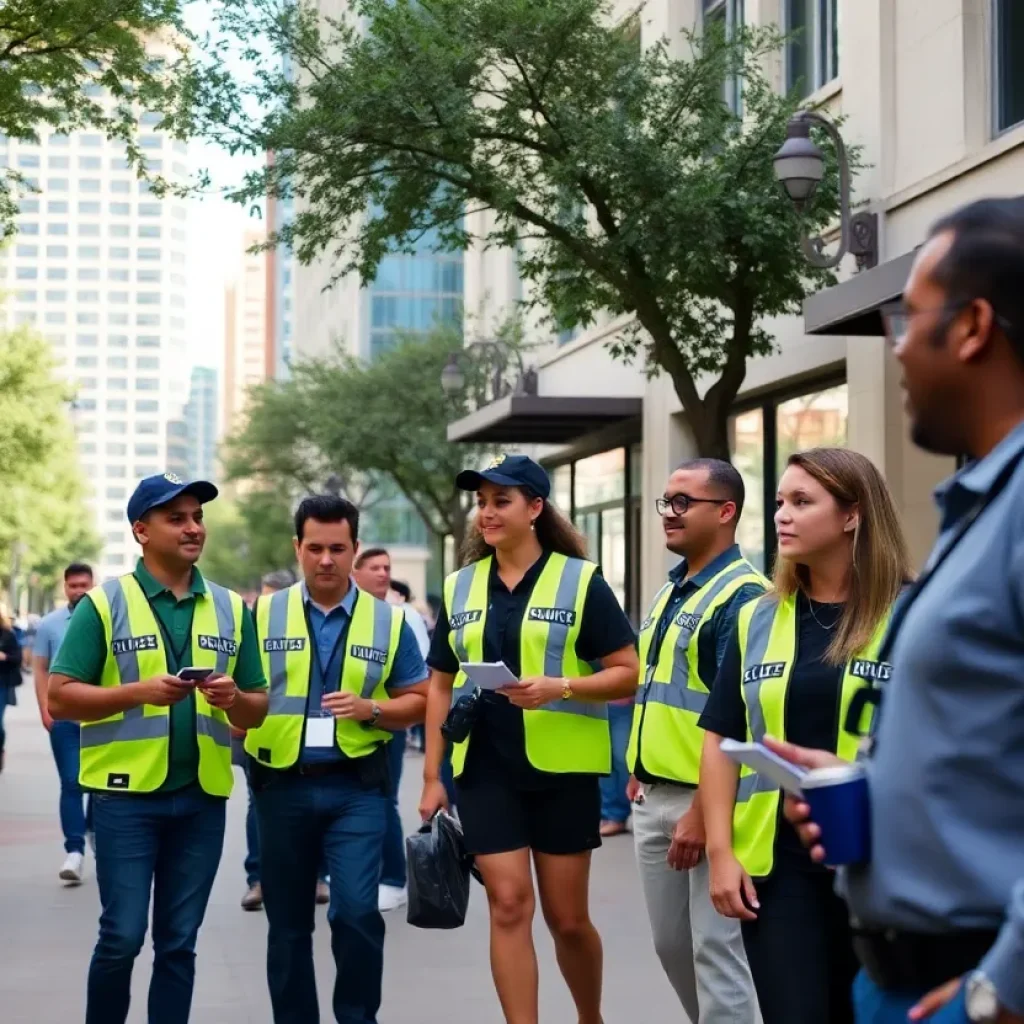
[459,661,519,691]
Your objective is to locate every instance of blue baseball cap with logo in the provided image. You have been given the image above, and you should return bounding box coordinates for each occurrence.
[455,454,551,499]
[126,472,219,524]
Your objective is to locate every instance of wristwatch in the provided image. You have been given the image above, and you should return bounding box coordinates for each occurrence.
[561,679,574,701]
[966,972,1001,1024]
[365,701,382,728]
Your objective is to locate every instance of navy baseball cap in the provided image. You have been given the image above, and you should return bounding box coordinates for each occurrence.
[455,454,551,499]
[126,472,219,524]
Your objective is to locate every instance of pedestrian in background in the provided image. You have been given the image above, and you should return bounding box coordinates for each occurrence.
[47,473,268,1024]
[0,607,23,772]
[420,454,639,1024]
[773,198,1024,1024]
[245,496,427,1024]
[700,448,910,1024]
[33,562,95,883]
[628,458,765,1024]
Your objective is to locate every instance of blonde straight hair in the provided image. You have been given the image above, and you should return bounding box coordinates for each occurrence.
[772,447,912,665]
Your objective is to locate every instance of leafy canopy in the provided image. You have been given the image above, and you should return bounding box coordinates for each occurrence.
[223,323,505,546]
[185,0,851,457]
[0,0,193,230]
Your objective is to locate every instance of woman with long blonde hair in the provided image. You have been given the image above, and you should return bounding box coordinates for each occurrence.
[699,448,911,1024]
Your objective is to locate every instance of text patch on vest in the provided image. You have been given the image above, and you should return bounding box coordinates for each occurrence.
[263,638,307,653]
[350,645,388,665]
[743,662,786,684]
[674,611,702,631]
[198,635,239,656]
[112,635,158,655]
[527,607,577,626]
[450,610,482,630]
[849,660,892,683]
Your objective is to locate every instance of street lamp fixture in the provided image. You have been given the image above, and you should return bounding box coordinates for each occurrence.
[440,340,538,406]
[773,111,878,271]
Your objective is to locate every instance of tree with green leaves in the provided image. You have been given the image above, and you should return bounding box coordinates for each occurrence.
[198,488,298,594]
[0,0,192,230]
[223,323,504,551]
[185,0,850,458]
[0,328,100,603]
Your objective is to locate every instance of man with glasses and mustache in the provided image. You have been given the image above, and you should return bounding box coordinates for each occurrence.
[627,458,766,1023]
[772,197,1024,1024]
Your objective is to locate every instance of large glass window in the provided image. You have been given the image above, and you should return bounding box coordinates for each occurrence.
[996,0,1024,132]
[704,0,744,114]
[785,0,838,99]
[728,380,847,572]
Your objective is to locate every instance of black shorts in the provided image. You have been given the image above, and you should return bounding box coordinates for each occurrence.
[455,772,602,857]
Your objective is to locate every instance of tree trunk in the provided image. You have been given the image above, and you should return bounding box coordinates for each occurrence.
[685,396,734,461]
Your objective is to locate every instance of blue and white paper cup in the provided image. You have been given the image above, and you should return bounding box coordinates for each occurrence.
[800,763,871,867]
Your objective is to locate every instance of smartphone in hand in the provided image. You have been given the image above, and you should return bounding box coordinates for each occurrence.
[177,667,214,685]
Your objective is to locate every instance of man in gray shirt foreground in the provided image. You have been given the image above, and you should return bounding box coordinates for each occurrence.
[771,197,1024,1024]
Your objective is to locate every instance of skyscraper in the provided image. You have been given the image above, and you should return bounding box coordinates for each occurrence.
[266,152,294,380]
[222,227,269,430]
[184,367,219,482]
[0,125,191,578]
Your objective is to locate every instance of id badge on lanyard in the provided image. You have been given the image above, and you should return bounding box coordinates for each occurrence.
[303,609,349,749]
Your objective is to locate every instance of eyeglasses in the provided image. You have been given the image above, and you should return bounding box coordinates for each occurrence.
[655,494,729,517]
[881,300,1015,348]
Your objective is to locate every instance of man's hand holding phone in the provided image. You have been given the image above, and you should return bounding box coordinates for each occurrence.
[193,671,238,710]
[136,674,194,707]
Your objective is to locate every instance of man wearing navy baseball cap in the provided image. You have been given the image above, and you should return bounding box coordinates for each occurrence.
[48,472,268,1024]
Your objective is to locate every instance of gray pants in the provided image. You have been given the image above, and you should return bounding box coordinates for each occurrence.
[633,783,760,1024]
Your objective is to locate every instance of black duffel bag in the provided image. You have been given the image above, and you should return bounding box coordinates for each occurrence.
[405,811,472,929]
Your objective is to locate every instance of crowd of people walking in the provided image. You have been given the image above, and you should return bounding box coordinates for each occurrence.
[1,196,1022,1024]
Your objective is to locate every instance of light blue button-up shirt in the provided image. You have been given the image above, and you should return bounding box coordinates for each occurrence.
[300,581,427,764]
[841,420,1024,1013]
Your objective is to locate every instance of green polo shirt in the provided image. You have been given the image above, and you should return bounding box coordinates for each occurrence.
[51,559,266,793]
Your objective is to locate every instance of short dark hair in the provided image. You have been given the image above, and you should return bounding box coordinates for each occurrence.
[64,562,93,581]
[354,546,389,569]
[390,579,412,602]
[929,197,1024,363]
[676,457,746,518]
[294,495,360,544]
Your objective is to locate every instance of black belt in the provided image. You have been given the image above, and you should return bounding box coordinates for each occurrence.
[283,759,361,779]
[853,927,998,991]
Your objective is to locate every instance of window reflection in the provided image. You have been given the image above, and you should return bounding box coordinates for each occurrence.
[729,407,766,571]
[776,384,848,475]
[573,449,625,508]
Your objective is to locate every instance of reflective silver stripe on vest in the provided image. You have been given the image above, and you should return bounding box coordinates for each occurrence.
[735,599,778,802]
[642,564,757,716]
[196,713,231,748]
[448,567,476,706]
[357,594,396,698]
[539,559,604,720]
[206,582,237,675]
[80,579,170,747]
[266,589,306,716]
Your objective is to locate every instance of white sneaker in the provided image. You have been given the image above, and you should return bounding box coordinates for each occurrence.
[378,884,407,912]
[59,852,84,885]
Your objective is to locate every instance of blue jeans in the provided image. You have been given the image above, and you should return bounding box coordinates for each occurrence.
[242,759,326,887]
[852,970,969,1024]
[255,770,388,1024]
[599,702,633,823]
[50,720,90,854]
[86,785,226,1024]
[380,731,406,888]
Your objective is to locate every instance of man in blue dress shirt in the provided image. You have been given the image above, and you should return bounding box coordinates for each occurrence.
[247,496,428,1024]
[772,197,1024,1024]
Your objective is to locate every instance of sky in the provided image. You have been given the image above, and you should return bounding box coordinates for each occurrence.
[183,1,265,375]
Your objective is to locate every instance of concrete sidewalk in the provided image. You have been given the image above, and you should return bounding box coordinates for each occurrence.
[0,697,683,1022]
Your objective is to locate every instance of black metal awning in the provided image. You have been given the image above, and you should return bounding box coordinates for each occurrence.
[803,250,917,336]
[446,394,643,444]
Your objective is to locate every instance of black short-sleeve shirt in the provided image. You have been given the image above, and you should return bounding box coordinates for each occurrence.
[428,551,636,788]
[699,592,845,869]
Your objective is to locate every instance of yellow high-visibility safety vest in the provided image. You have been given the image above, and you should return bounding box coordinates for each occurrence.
[245,583,404,768]
[732,592,892,878]
[443,553,610,777]
[80,574,244,796]
[627,557,766,784]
